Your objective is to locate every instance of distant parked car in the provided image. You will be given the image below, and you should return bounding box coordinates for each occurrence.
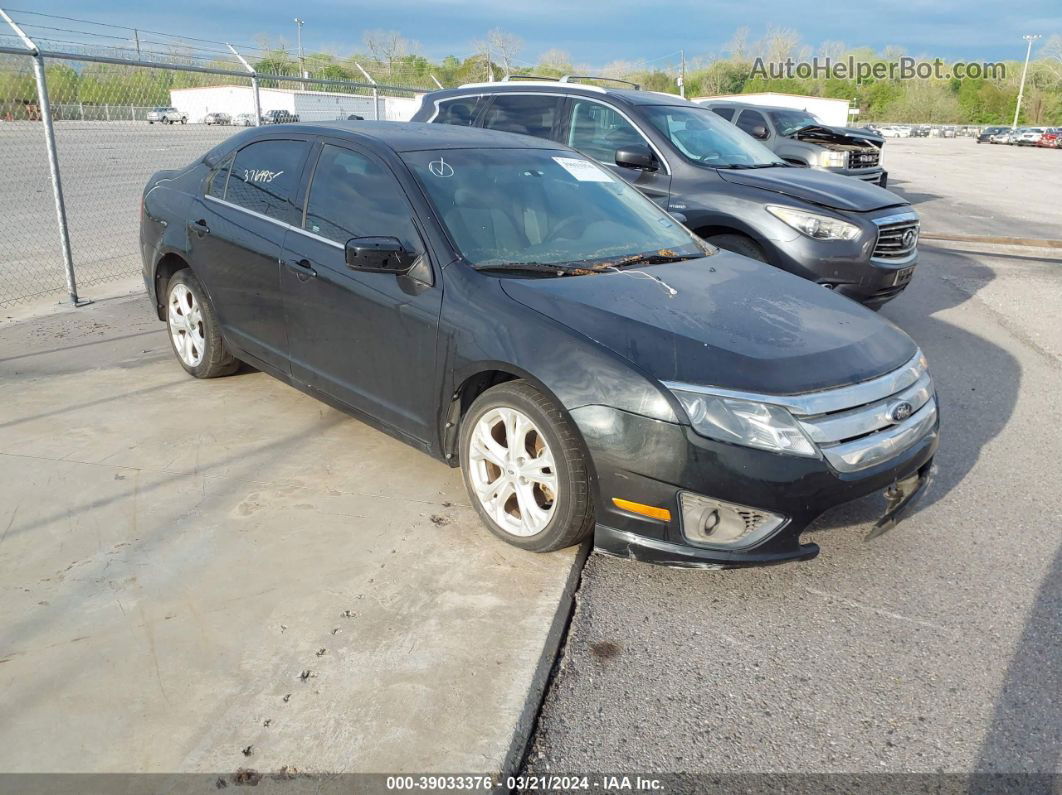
[204,112,231,126]
[910,125,930,138]
[878,126,901,138]
[233,112,257,127]
[978,126,1008,144]
[1015,127,1046,146]
[347,114,364,121]
[261,109,299,124]
[1036,128,1061,148]
[147,107,187,125]
[941,126,956,138]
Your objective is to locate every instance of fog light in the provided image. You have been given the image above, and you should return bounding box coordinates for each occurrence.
[679,492,786,549]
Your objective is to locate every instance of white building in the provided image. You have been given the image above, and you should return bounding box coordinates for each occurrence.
[169,85,423,124]
[692,92,855,128]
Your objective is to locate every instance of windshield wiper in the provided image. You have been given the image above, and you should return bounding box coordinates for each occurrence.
[474,262,582,276]
[718,162,785,169]
[600,251,702,269]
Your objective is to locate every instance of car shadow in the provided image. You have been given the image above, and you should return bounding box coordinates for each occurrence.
[886,177,943,207]
[969,540,1061,787]
[807,248,1019,532]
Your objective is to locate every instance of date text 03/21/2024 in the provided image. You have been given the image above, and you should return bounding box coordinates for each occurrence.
[385,775,665,791]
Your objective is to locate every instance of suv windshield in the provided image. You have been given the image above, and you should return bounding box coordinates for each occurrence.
[403,148,709,272]
[768,109,824,136]
[642,106,784,168]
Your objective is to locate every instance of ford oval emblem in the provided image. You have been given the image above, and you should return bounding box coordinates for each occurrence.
[890,401,914,422]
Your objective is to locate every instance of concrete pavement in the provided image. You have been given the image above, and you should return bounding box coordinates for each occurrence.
[0,293,579,774]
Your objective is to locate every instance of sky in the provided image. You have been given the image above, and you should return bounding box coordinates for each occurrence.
[17,0,1062,67]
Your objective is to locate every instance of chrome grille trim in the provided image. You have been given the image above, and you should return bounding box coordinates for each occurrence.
[664,351,927,418]
[818,397,938,473]
[799,372,934,443]
[873,211,920,260]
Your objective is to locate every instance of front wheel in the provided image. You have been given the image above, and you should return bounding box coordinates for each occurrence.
[165,269,238,378]
[460,381,594,552]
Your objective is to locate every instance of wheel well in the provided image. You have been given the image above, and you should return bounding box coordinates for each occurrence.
[153,253,189,319]
[441,370,519,464]
[694,225,752,241]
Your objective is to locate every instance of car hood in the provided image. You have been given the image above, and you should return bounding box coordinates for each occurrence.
[789,124,885,148]
[717,165,904,212]
[500,252,917,396]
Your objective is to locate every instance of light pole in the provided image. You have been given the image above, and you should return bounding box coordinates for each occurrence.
[1012,33,1041,129]
[294,18,305,78]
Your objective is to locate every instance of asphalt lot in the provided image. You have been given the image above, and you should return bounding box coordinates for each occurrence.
[525,144,1062,779]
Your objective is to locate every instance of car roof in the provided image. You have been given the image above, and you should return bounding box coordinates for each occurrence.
[253,120,564,152]
[700,101,808,114]
[423,83,698,108]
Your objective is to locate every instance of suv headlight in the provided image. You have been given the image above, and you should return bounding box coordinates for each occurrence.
[670,390,817,457]
[818,149,848,168]
[766,205,861,241]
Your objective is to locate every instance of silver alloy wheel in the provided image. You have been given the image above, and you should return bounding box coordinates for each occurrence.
[467,406,559,537]
[168,282,206,367]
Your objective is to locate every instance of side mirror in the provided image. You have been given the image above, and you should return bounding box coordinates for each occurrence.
[750,124,769,140]
[615,146,658,171]
[345,236,415,273]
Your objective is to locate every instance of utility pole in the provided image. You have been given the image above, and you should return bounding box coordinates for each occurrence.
[133,28,141,59]
[679,49,686,98]
[294,18,305,78]
[1012,34,1041,128]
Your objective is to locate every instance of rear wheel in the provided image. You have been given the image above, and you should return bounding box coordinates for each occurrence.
[460,381,594,552]
[165,269,238,379]
[704,233,768,263]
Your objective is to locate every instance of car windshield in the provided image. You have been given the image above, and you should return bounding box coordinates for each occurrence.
[769,109,824,136]
[641,106,785,168]
[403,147,709,272]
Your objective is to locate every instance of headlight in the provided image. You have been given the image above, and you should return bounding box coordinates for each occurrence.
[766,205,861,241]
[670,390,817,457]
[818,149,848,168]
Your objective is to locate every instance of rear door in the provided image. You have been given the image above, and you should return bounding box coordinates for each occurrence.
[280,141,442,443]
[193,136,311,371]
[563,97,671,208]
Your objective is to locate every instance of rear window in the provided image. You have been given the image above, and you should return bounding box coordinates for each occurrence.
[224,139,310,225]
[480,94,563,139]
[434,96,484,126]
[709,107,734,121]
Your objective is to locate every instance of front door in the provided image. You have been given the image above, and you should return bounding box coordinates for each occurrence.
[192,137,311,370]
[280,142,442,444]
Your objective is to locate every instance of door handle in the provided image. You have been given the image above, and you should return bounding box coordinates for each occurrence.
[283,258,317,280]
[189,218,210,236]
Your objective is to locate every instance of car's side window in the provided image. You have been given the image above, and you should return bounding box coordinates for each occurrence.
[435,97,484,126]
[480,94,563,139]
[735,109,769,137]
[225,139,310,225]
[303,144,421,252]
[206,153,233,199]
[567,100,647,163]
[710,107,735,121]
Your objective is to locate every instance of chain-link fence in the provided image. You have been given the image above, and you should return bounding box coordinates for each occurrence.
[0,33,425,307]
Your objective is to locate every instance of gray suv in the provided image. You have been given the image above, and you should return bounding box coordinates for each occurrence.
[699,102,886,186]
[411,79,918,308]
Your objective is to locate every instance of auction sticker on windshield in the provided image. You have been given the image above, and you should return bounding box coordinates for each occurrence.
[552,156,613,182]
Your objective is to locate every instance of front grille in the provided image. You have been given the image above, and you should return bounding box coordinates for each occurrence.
[851,149,880,168]
[873,213,919,260]
[793,353,937,473]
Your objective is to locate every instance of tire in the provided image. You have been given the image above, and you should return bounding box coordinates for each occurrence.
[705,233,768,263]
[460,380,594,553]
[164,269,238,379]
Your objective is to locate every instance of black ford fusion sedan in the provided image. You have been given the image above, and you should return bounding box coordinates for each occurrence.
[140,122,939,568]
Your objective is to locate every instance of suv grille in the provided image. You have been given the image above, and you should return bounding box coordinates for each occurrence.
[793,353,937,473]
[851,149,880,168]
[873,213,919,260]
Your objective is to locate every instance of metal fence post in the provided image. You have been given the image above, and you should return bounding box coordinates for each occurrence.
[228,43,261,126]
[354,63,380,120]
[1,8,85,306]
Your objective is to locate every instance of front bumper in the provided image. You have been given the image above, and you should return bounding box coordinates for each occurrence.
[572,405,939,568]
